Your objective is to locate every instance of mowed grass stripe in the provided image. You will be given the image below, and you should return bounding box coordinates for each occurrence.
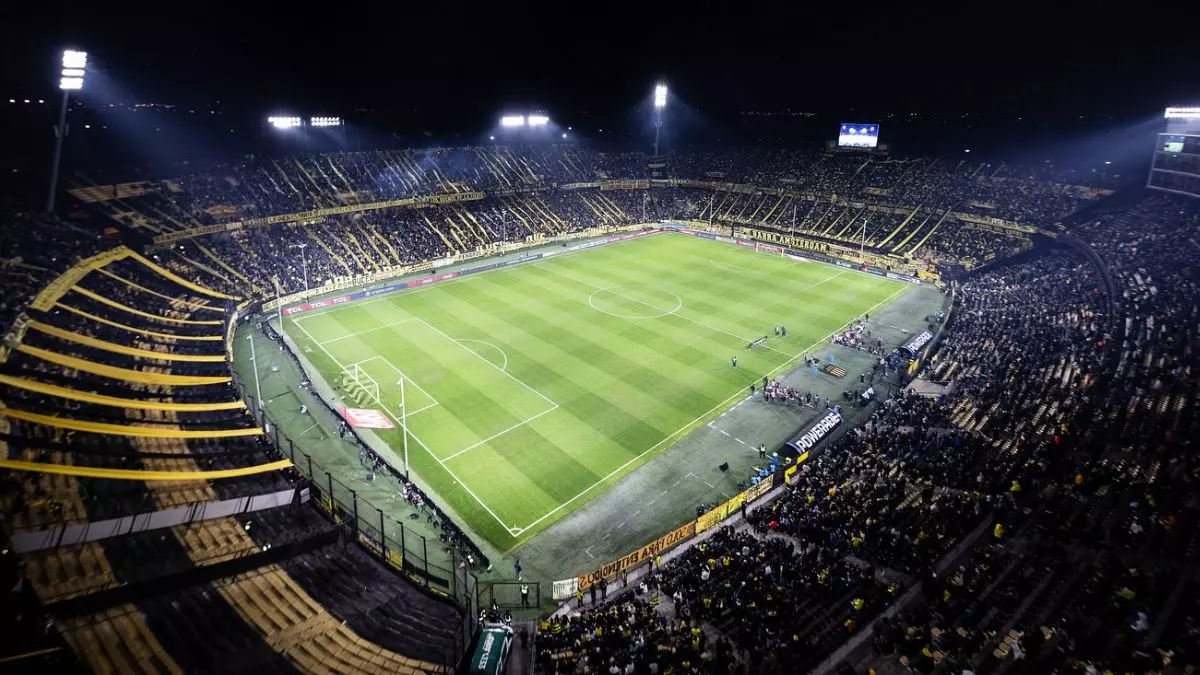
[286,233,907,545]
[348,325,550,454]
[553,238,899,343]
[418,271,757,431]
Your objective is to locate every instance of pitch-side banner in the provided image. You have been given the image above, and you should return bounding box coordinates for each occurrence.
[340,407,395,429]
[576,520,695,590]
[696,474,775,534]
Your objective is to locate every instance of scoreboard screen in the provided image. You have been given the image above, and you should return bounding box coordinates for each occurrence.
[1161,135,1186,153]
[838,123,880,148]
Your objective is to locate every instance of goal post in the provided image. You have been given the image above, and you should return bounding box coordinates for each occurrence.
[340,363,381,405]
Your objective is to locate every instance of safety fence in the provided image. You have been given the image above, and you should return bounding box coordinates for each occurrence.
[231,327,479,667]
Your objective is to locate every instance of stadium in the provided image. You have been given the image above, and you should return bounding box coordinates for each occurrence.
[2,12,1199,675]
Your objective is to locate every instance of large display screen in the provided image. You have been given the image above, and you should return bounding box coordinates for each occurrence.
[838,123,880,148]
[1161,135,1186,153]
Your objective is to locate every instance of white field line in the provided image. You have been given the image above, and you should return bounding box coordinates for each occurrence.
[413,317,559,409]
[322,317,420,343]
[534,263,793,357]
[289,317,519,533]
[344,355,441,411]
[440,405,560,462]
[454,338,509,371]
[292,233,912,539]
[296,233,664,320]
[509,281,913,535]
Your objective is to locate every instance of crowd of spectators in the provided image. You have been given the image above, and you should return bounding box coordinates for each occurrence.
[71,145,1121,299]
[7,141,1196,674]
[534,191,1200,674]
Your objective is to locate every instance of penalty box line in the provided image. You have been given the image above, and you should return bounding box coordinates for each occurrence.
[290,316,521,535]
[505,281,914,538]
[534,262,795,358]
[344,355,440,416]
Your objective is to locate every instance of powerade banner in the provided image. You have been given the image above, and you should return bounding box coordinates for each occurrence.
[786,410,843,455]
[900,329,934,358]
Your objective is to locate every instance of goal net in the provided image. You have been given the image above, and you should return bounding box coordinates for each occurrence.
[339,363,381,408]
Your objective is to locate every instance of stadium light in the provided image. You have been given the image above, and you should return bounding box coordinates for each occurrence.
[310,116,341,127]
[527,114,550,126]
[652,82,668,156]
[500,115,525,127]
[47,49,88,214]
[59,50,87,90]
[1164,107,1200,119]
[268,116,303,129]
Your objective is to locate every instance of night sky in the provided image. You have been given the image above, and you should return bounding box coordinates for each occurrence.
[3,0,1195,124]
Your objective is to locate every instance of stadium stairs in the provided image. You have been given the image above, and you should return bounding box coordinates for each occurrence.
[1,245,464,674]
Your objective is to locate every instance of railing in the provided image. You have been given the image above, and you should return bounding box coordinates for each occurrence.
[231,326,479,668]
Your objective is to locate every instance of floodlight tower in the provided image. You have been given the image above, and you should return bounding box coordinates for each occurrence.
[653,83,668,156]
[289,243,309,291]
[46,49,87,214]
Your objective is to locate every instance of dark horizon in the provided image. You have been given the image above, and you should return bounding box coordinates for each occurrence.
[4,1,1196,123]
[2,0,1195,206]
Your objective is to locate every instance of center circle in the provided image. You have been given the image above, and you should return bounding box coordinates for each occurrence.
[588,285,683,319]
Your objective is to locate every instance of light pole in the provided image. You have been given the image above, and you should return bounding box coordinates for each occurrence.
[653,83,667,156]
[290,243,309,291]
[398,378,409,479]
[47,49,87,215]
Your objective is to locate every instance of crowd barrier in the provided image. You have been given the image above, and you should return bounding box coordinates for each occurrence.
[233,325,481,618]
[14,345,231,385]
[67,287,223,326]
[53,304,225,341]
[9,487,301,553]
[0,407,262,439]
[0,457,290,480]
[551,474,777,600]
[95,267,225,312]
[26,321,227,362]
[0,373,244,412]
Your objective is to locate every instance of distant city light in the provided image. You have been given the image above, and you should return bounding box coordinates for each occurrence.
[489,135,495,140]
[1164,107,1200,119]
[654,83,668,109]
[528,114,550,126]
[37,99,44,104]
[59,50,87,90]
[964,149,971,153]
[562,133,568,138]
[23,99,30,103]
[268,116,303,129]
[500,115,525,127]
[310,116,341,127]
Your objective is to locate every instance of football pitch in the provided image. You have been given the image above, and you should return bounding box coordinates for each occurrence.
[285,232,909,550]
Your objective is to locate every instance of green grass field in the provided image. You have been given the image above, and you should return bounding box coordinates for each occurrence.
[285,232,908,550]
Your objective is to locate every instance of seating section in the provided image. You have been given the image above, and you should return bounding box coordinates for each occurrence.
[534,192,1200,675]
[66,148,1114,296]
[32,504,459,674]
[4,147,1193,675]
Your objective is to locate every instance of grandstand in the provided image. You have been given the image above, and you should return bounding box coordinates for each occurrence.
[1,141,1197,675]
